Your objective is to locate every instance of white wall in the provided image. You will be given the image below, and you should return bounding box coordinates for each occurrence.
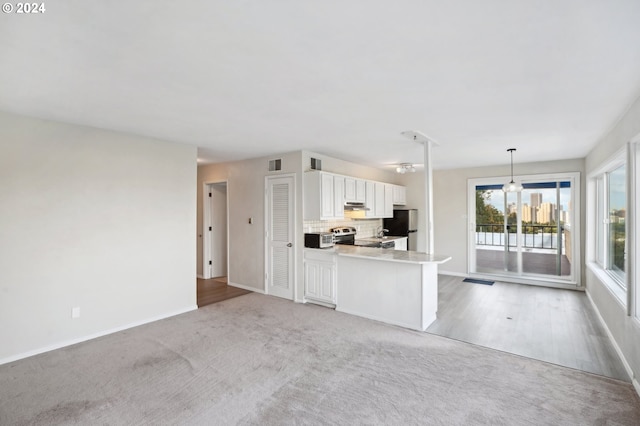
[301,151,400,182]
[585,94,640,390]
[198,151,304,298]
[0,111,197,363]
[431,159,585,278]
[197,150,401,301]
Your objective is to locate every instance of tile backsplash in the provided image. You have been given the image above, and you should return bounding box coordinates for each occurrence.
[304,218,383,238]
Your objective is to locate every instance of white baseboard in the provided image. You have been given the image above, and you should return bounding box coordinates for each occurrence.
[335,307,427,332]
[228,281,264,294]
[585,290,635,389]
[438,270,467,278]
[0,305,198,366]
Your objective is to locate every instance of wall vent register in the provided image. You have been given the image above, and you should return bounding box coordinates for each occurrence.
[269,159,282,171]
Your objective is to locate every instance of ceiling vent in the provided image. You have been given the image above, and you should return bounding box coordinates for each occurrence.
[268,159,282,171]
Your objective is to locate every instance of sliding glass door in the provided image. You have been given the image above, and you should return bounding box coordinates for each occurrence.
[469,173,579,285]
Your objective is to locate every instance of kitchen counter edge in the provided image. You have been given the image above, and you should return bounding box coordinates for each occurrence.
[304,246,451,265]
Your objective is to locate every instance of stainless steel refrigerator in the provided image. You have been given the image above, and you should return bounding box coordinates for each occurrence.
[383,209,418,251]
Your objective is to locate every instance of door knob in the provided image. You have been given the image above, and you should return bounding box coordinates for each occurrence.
[287,243,292,247]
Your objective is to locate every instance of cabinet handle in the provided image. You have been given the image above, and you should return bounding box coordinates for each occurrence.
[287,243,293,247]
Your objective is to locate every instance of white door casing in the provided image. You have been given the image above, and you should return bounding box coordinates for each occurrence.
[265,174,295,300]
[202,180,229,280]
[210,183,228,278]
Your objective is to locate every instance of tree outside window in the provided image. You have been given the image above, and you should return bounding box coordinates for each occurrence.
[608,164,626,284]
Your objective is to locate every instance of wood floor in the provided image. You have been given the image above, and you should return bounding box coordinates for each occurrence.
[197,277,251,307]
[476,249,572,276]
[427,275,630,381]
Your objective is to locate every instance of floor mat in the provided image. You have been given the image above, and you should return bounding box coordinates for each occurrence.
[462,278,495,285]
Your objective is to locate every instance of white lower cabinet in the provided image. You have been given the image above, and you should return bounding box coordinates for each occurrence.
[304,249,337,306]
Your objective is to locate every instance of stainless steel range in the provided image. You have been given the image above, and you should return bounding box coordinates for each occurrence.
[331,227,357,245]
[331,227,395,249]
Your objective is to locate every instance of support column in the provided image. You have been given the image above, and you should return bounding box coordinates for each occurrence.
[424,139,434,254]
[402,130,438,254]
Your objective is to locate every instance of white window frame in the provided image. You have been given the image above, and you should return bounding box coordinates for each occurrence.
[467,171,580,288]
[606,164,627,286]
[630,139,639,321]
[587,147,628,307]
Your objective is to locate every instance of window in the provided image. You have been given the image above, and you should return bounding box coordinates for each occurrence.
[593,160,627,290]
[468,173,579,286]
[595,177,604,265]
[607,164,626,285]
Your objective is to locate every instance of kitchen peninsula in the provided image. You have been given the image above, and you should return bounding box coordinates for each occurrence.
[303,246,451,331]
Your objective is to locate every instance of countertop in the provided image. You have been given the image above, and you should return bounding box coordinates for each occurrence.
[305,246,451,265]
[355,236,407,243]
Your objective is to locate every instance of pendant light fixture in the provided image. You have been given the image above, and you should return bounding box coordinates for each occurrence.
[502,148,523,192]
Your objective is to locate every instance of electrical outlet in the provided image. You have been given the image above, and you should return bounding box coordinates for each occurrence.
[71,307,80,319]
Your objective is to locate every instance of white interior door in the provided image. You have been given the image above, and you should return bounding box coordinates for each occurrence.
[210,183,228,278]
[265,175,295,300]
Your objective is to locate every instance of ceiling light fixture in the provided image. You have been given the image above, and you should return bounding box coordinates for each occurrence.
[396,163,416,174]
[502,148,523,192]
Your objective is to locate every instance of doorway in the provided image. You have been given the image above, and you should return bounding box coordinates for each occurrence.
[265,174,296,300]
[203,182,228,280]
[468,172,580,286]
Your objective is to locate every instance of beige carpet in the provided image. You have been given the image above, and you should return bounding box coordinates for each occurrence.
[1,293,639,425]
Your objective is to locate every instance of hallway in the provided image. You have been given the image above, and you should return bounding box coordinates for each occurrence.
[197,277,251,307]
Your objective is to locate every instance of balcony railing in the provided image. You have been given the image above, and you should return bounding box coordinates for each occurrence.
[475,223,564,250]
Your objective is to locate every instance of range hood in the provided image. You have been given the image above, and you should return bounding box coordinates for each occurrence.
[344,202,370,211]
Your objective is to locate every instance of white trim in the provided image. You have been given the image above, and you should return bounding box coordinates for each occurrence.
[628,140,638,319]
[585,290,634,384]
[202,182,212,279]
[469,272,584,290]
[336,306,435,332]
[202,180,230,280]
[197,274,205,279]
[0,305,198,366]
[587,148,629,308]
[264,173,297,300]
[587,146,627,179]
[228,281,264,294]
[467,172,581,287]
[438,270,467,278]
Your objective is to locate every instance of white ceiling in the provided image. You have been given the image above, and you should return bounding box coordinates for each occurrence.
[1,1,640,170]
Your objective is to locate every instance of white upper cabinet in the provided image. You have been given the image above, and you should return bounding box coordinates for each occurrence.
[320,173,335,218]
[356,179,366,202]
[344,177,366,203]
[384,184,394,217]
[365,181,394,218]
[365,181,377,218]
[305,171,404,220]
[392,184,407,205]
[333,175,345,218]
[304,171,345,220]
